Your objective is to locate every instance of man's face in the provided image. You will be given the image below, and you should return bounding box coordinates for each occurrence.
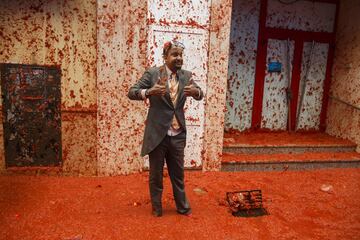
[164,46,183,72]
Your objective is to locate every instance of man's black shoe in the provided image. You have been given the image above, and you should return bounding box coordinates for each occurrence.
[177,209,192,217]
[152,210,163,217]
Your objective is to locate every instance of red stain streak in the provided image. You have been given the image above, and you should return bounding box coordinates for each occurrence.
[62,102,97,112]
[21,15,31,21]
[186,116,200,122]
[69,90,76,99]
[126,28,135,45]
[156,18,208,29]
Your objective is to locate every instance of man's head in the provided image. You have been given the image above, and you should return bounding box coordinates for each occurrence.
[162,41,185,72]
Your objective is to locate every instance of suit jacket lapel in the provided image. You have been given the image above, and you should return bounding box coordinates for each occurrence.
[177,70,185,103]
[159,65,174,108]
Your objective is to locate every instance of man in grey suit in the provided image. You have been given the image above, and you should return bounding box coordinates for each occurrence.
[128,41,203,217]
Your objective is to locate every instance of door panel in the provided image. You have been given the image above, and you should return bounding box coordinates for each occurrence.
[296,42,329,130]
[261,39,294,130]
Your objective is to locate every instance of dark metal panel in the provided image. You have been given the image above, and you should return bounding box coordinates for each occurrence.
[1,63,62,167]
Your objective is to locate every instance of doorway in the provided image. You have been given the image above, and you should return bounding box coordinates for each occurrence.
[225,0,338,133]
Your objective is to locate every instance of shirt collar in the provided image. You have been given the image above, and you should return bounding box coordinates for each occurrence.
[165,65,175,78]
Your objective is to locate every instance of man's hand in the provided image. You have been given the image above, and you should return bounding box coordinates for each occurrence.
[147,84,166,96]
[184,85,199,97]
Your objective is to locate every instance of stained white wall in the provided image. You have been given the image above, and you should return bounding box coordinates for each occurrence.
[266,0,336,32]
[225,0,260,131]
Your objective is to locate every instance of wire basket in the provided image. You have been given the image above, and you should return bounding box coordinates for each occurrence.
[226,190,268,217]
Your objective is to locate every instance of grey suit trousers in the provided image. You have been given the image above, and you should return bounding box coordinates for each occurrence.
[148,131,191,214]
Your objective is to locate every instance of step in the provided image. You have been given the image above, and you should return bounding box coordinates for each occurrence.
[223,132,357,154]
[223,132,356,146]
[223,144,357,154]
[221,152,360,172]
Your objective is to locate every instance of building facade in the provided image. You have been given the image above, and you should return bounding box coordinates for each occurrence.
[0,0,359,176]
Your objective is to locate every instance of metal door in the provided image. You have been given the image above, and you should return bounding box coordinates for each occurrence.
[145,0,210,168]
[296,42,329,131]
[261,39,294,130]
[260,40,330,131]
[1,64,62,167]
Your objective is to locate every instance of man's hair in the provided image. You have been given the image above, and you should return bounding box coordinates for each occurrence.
[162,41,185,56]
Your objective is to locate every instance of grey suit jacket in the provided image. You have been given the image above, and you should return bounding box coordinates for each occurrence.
[128,65,204,156]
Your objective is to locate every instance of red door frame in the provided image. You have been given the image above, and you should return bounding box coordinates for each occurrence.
[251,0,339,131]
